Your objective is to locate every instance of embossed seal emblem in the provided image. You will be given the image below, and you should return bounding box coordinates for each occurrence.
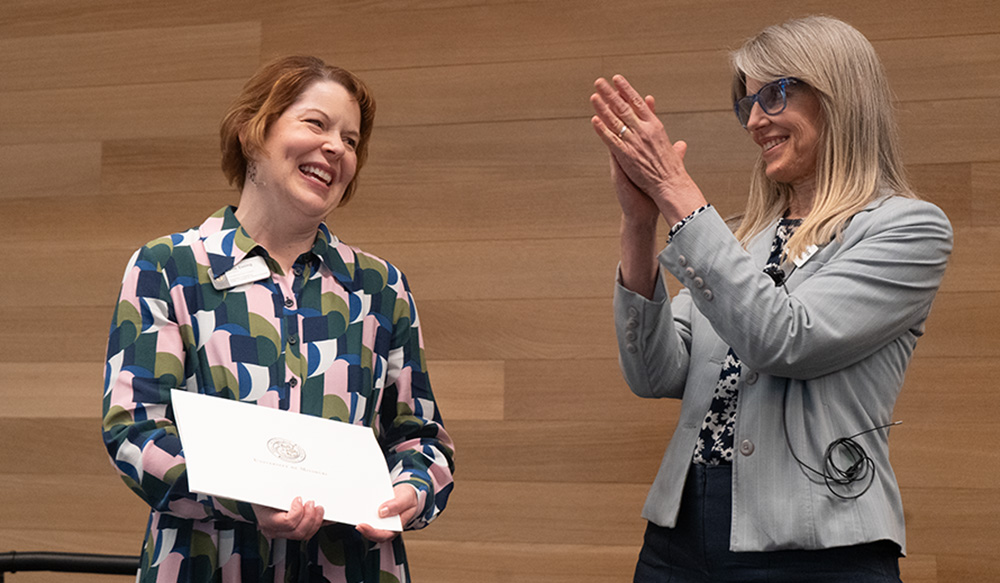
[267,437,306,463]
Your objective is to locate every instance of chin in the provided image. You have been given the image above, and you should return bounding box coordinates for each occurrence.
[764,166,798,185]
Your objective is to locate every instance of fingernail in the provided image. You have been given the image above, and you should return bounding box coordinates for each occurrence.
[378,506,389,518]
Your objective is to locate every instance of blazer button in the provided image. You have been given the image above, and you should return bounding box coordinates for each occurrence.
[685,267,696,278]
[626,344,638,353]
[745,371,758,385]
[739,440,755,456]
[678,255,688,266]
[693,277,704,289]
[628,307,639,318]
[702,289,714,301]
[625,330,637,342]
[626,317,639,329]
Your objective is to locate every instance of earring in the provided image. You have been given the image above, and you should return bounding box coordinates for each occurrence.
[247,160,261,186]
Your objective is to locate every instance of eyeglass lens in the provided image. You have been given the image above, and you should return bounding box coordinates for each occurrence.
[735,80,788,127]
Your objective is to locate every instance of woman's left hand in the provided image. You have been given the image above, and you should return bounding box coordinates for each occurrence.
[355,484,419,543]
[590,75,706,225]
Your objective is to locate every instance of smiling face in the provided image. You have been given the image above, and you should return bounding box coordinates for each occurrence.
[250,80,362,222]
[744,77,825,195]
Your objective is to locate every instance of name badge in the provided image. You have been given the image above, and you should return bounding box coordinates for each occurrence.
[209,256,270,290]
[792,244,819,268]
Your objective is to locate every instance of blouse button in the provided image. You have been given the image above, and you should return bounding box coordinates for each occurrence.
[284,298,294,308]
[289,335,299,345]
[289,377,298,388]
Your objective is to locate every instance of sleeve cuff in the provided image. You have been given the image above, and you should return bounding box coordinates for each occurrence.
[615,263,668,304]
[667,204,713,241]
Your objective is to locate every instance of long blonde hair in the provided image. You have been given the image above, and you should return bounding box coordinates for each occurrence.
[731,16,914,261]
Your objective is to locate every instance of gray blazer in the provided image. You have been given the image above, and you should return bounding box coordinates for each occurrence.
[614,196,952,553]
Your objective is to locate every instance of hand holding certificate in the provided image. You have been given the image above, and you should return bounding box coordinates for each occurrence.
[171,389,403,532]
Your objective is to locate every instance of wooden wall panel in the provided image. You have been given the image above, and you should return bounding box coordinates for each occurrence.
[899,99,1000,165]
[426,360,505,421]
[503,358,673,423]
[101,137,232,195]
[447,419,668,483]
[409,480,649,546]
[913,292,1000,358]
[0,23,261,91]
[405,540,640,583]
[259,0,1000,70]
[971,162,1000,225]
[908,163,973,227]
[942,228,1000,293]
[878,34,1000,101]
[0,365,104,418]
[0,143,102,199]
[1,1,997,581]
[0,0,268,38]
[0,80,243,144]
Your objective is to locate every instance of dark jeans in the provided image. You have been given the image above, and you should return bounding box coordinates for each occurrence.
[634,464,903,583]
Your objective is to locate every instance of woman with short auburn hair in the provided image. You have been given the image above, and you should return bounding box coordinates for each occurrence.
[103,55,454,583]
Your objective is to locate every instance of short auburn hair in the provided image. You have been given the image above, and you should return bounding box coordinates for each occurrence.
[220,55,376,206]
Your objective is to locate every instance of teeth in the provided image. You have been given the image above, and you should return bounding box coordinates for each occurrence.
[300,165,332,185]
[763,138,786,151]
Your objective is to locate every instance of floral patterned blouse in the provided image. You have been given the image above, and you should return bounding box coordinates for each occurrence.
[691,217,802,465]
[102,206,455,583]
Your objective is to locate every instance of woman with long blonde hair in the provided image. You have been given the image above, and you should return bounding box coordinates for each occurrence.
[591,16,951,582]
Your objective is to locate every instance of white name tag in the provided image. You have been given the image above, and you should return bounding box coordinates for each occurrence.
[792,244,820,268]
[209,256,270,290]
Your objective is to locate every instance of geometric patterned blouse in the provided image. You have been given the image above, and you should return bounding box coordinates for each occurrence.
[102,206,455,583]
[692,217,801,465]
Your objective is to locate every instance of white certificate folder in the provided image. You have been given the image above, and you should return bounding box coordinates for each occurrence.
[171,389,402,531]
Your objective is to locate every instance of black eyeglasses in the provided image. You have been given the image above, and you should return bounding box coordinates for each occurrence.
[733,77,800,129]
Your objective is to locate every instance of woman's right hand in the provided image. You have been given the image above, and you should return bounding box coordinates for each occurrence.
[253,497,325,540]
[611,155,659,227]
[609,94,661,228]
[590,75,706,226]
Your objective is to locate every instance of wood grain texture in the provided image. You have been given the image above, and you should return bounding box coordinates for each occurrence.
[0,80,245,144]
[971,162,1000,226]
[0,22,261,92]
[426,360,505,420]
[0,143,102,199]
[258,0,1000,70]
[0,365,105,418]
[1,1,997,581]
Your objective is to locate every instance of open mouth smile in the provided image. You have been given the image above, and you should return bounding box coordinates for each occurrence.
[299,164,333,186]
[762,137,787,152]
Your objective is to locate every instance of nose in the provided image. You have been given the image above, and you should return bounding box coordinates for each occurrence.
[322,135,345,158]
[745,102,769,131]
